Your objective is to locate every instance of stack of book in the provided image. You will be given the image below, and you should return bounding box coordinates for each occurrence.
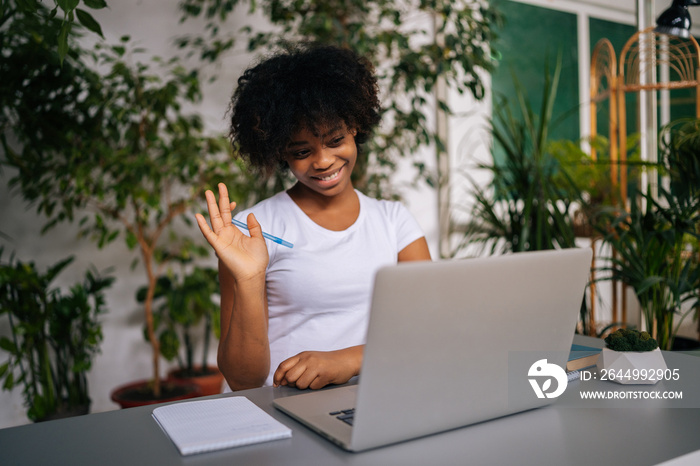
[567,344,601,372]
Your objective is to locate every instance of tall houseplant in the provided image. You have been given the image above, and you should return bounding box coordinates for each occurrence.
[452,59,580,256]
[1,12,260,400]
[0,251,113,422]
[595,118,700,350]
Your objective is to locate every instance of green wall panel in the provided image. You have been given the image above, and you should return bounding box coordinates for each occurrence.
[491,0,580,143]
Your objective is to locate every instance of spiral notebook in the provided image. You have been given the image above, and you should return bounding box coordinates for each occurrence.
[152,396,292,456]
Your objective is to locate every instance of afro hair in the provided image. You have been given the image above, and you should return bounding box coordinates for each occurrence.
[228,44,381,174]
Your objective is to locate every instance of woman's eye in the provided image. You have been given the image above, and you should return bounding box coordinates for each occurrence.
[294,150,310,159]
[328,136,345,146]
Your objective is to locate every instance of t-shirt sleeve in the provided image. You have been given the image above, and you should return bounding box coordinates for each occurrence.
[390,202,426,252]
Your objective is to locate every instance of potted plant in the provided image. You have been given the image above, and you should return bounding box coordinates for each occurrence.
[594,118,700,351]
[596,328,666,385]
[596,186,699,351]
[452,59,579,256]
[1,14,262,405]
[657,117,700,348]
[75,43,256,406]
[0,251,113,422]
[138,266,224,396]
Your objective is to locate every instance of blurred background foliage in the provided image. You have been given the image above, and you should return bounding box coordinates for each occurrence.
[176,0,503,198]
[0,1,270,397]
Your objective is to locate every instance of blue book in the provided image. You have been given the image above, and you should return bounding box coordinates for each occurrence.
[567,344,602,372]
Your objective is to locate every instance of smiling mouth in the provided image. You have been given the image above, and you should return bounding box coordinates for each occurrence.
[314,167,343,182]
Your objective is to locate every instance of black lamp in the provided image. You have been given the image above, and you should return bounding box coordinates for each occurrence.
[655,0,700,38]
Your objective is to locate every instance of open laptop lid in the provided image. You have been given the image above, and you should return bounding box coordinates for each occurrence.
[350,248,592,451]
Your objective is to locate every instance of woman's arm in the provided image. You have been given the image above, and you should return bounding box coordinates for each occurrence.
[196,183,271,390]
[398,236,432,262]
[217,261,270,390]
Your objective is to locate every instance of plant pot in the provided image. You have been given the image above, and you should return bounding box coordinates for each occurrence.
[167,365,225,397]
[596,347,668,385]
[110,379,201,409]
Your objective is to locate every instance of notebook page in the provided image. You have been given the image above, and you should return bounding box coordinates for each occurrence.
[152,396,292,455]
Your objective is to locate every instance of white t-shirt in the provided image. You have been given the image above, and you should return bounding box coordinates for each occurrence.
[228,189,425,387]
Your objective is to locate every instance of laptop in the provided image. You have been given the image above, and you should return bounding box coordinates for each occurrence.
[273,248,592,452]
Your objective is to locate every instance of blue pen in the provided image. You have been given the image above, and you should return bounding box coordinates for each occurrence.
[232,218,294,248]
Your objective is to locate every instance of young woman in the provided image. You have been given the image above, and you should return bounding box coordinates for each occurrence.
[195,44,431,392]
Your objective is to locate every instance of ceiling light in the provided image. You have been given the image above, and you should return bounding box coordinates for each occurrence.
[654,0,700,38]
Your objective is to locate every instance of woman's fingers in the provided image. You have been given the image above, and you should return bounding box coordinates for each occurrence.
[204,184,239,236]
[217,183,233,224]
[197,184,270,282]
[195,213,217,246]
[245,213,264,241]
[204,189,225,233]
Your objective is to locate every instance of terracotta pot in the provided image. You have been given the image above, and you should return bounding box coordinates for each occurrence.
[110,379,201,409]
[167,365,224,397]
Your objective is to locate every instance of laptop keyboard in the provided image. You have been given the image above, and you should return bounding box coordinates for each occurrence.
[329,408,355,426]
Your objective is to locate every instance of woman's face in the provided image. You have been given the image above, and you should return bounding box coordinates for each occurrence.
[284,123,357,199]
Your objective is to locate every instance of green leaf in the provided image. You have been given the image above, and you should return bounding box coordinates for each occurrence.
[125,231,138,249]
[83,0,108,9]
[57,0,80,13]
[0,337,16,353]
[3,372,15,391]
[0,362,9,378]
[57,24,70,65]
[76,9,105,38]
[159,329,180,361]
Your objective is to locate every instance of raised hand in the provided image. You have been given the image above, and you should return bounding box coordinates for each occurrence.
[195,183,269,282]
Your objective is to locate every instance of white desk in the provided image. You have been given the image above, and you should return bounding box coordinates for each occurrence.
[1,335,699,465]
